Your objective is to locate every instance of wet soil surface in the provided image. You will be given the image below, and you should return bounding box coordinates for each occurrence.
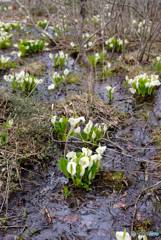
[0,28,161,240]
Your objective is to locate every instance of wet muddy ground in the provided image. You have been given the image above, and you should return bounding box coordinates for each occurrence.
[0,27,161,240]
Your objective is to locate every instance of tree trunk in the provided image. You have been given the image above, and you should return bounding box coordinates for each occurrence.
[76,0,94,93]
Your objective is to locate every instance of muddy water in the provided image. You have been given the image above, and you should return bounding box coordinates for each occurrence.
[0,29,161,240]
[0,115,160,240]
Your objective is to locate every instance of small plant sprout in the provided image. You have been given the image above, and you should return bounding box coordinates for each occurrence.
[153,55,161,72]
[106,85,116,100]
[63,186,71,198]
[125,74,161,97]
[59,144,106,189]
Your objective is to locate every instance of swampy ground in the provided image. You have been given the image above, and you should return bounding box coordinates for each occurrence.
[0,9,161,240]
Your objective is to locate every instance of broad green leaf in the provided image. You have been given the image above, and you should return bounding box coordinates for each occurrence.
[59,158,70,177]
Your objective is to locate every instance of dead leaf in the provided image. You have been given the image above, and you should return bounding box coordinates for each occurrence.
[136,213,141,221]
[113,202,126,209]
[63,214,79,223]
[121,192,127,198]
[97,232,106,236]
[127,144,133,150]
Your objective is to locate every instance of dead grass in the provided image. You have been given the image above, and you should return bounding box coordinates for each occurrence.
[53,93,120,128]
[0,90,122,212]
[18,61,47,76]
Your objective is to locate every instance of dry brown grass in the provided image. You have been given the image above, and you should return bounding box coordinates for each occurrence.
[18,61,47,76]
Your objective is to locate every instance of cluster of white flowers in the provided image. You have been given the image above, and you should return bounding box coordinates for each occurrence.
[133,19,151,34]
[48,68,69,90]
[19,39,48,46]
[92,15,100,23]
[52,115,107,140]
[49,22,68,37]
[14,39,47,56]
[49,51,68,60]
[37,19,48,29]
[37,19,47,24]
[126,73,161,95]
[0,29,12,47]
[66,145,106,177]
[1,6,12,11]
[105,37,128,52]
[84,41,93,49]
[4,70,43,86]
[0,21,21,32]
[105,38,128,47]
[105,4,109,9]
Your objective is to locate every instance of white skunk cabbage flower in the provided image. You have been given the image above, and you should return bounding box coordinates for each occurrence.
[82,147,92,156]
[96,146,106,155]
[66,151,77,160]
[116,231,131,240]
[84,120,93,134]
[51,115,56,125]
[74,127,81,134]
[129,88,136,94]
[48,84,55,90]
[67,162,77,176]
[64,69,69,76]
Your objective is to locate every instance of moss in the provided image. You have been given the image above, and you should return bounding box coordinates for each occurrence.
[92,170,130,192]
[134,218,153,233]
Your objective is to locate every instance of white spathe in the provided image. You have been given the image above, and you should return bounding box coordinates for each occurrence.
[67,162,77,176]
[96,146,106,155]
[116,231,131,240]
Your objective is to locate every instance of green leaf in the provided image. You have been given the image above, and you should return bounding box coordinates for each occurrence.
[75,177,83,187]
[63,186,71,198]
[59,158,70,177]
[83,183,91,191]
[30,229,35,235]
[1,133,7,144]
[81,131,87,141]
